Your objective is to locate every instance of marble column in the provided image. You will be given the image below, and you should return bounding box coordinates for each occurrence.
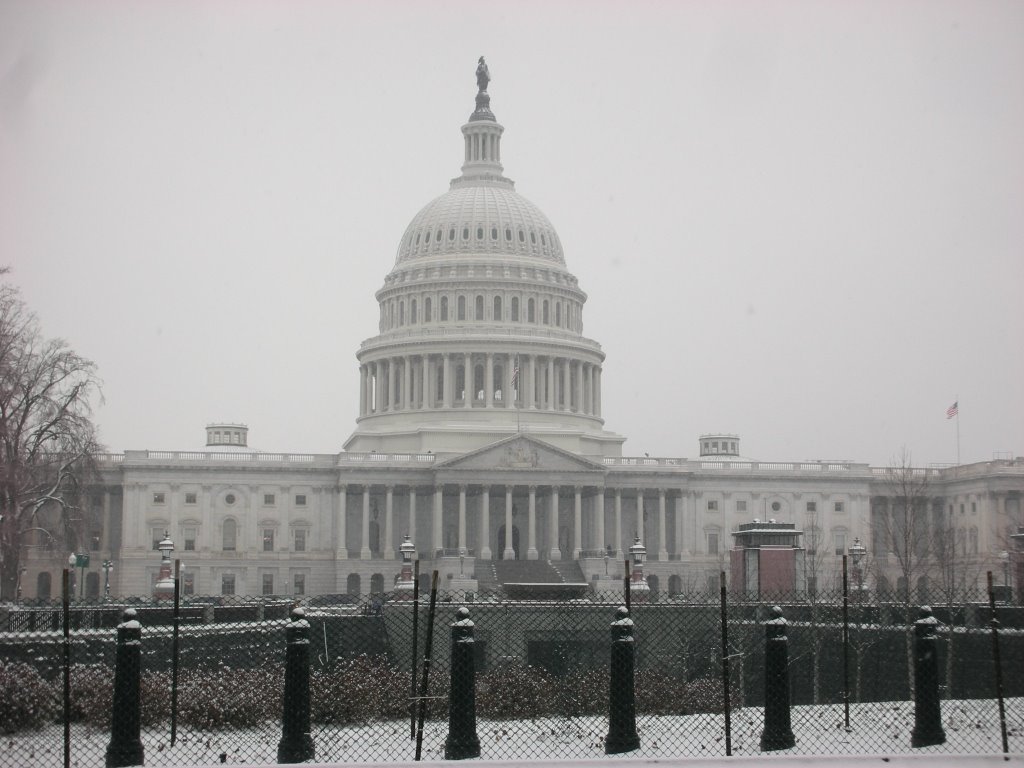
[463,353,472,407]
[503,485,515,560]
[387,359,396,411]
[403,357,412,410]
[433,486,443,556]
[336,486,348,559]
[527,485,538,560]
[546,358,554,410]
[374,362,383,414]
[658,488,668,561]
[527,355,537,409]
[480,487,492,559]
[442,354,452,408]
[562,359,571,410]
[485,353,494,407]
[575,361,583,413]
[573,486,583,559]
[359,365,368,416]
[361,486,371,560]
[384,486,394,559]
[614,488,623,559]
[595,491,606,553]
[549,487,561,560]
[458,485,467,552]
[595,366,602,418]
[421,355,430,409]
[408,488,417,550]
[636,491,645,543]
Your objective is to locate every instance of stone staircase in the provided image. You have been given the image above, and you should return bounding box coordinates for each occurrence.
[549,560,587,584]
[475,560,500,596]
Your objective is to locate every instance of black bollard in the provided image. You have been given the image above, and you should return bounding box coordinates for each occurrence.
[105,608,144,768]
[277,607,315,764]
[760,605,795,752]
[910,605,946,748]
[444,606,480,760]
[605,606,640,754]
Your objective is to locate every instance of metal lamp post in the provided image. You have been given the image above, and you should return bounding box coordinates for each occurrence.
[628,535,650,602]
[604,549,609,576]
[459,548,465,578]
[102,559,114,600]
[154,532,175,601]
[849,538,867,602]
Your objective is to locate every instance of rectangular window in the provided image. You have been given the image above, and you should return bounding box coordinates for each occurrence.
[182,572,194,596]
[185,492,197,505]
[736,500,747,512]
[263,529,275,552]
[263,494,275,506]
[295,494,307,506]
[707,533,719,555]
[834,501,844,513]
[153,492,165,504]
[294,574,306,596]
[221,574,235,596]
[971,502,976,514]
[960,503,965,515]
[806,502,817,512]
[262,574,274,595]
[294,529,307,552]
[834,532,847,557]
[183,527,197,551]
[707,500,718,511]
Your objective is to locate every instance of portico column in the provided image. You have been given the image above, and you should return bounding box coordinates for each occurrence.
[614,489,623,559]
[658,488,668,561]
[458,485,467,553]
[442,354,452,408]
[585,364,593,415]
[422,355,430,408]
[485,353,494,407]
[463,353,472,407]
[573,486,583,559]
[636,491,645,542]
[408,488,417,550]
[527,486,538,560]
[433,486,443,556]
[503,485,515,560]
[549,487,561,561]
[595,366,602,418]
[595,491,606,554]
[673,492,684,556]
[384,486,395,559]
[336,486,347,559]
[480,487,492,559]
[361,486,372,560]
[374,362,383,414]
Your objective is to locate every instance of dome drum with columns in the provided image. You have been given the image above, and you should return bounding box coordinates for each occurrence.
[346,66,624,458]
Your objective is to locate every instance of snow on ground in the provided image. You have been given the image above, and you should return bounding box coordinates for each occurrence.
[4,699,1021,767]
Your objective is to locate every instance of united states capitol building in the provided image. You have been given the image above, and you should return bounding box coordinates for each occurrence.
[29,64,1024,602]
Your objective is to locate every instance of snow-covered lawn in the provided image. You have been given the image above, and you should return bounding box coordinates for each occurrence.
[5,699,1021,766]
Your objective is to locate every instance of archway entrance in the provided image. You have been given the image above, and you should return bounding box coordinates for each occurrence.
[497,525,520,560]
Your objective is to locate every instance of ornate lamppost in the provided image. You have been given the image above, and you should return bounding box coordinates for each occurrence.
[848,538,867,602]
[154,532,175,601]
[102,559,114,600]
[394,535,416,599]
[628,535,650,602]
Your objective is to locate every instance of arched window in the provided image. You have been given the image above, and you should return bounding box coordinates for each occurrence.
[424,297,432,322]
[493,296,502,320]
[457,295,466,321]
[435,228,443,243]
[37,571,52,600]
[527,298,535,323]
[475,295,484,320]
[440,296,449,321]
[491,226,498,241]
[223,519,237,551]
[346,573,361,596]
[505,228,512,241]
[668,574,682,596]
[511,297,519,321]
[370,573,385,595]
[462,227,469,241]
[410,299,417,324]
[448,227,456,241]
[477,226,484,240]
[542,300,549,325]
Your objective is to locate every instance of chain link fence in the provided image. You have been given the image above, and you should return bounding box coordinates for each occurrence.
[1,573,1021,766]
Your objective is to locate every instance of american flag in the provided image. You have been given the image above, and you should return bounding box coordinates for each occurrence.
[511,355,519,388]
[946,401,958,419]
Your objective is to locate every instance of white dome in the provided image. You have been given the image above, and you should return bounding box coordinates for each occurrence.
[395,184,565,267]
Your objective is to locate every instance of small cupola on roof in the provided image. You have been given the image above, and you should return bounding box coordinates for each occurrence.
[700,434,741,457]
[206,423,248,449]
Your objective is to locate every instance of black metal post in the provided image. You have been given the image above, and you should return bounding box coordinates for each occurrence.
[842,554,851,730]
[986,572,1009,754]
[414,570,440,761]
[410,559,420,741]
[444,607,480,759]
[719,570,732,756]
[277,607,315,763]
[623,559,631,615]
[760,605,795,752]
[170,559,181,747]
[605,606,640,754]
[910,605,946,748]
[105,608,144,768]
[63,569,71,768]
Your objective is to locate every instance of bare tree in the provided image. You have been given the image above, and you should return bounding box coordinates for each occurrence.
[0,278,102,600]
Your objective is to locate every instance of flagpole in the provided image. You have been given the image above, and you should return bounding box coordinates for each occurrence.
[955,394,960,467]
[514,354,521,434]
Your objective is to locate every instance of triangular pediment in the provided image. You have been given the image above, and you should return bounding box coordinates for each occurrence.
[435,435,605,473]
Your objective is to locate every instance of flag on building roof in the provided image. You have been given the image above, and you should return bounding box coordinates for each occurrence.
[946,401,958,419]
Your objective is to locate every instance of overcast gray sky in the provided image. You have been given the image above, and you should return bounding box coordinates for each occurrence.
[2,0,1022,466]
